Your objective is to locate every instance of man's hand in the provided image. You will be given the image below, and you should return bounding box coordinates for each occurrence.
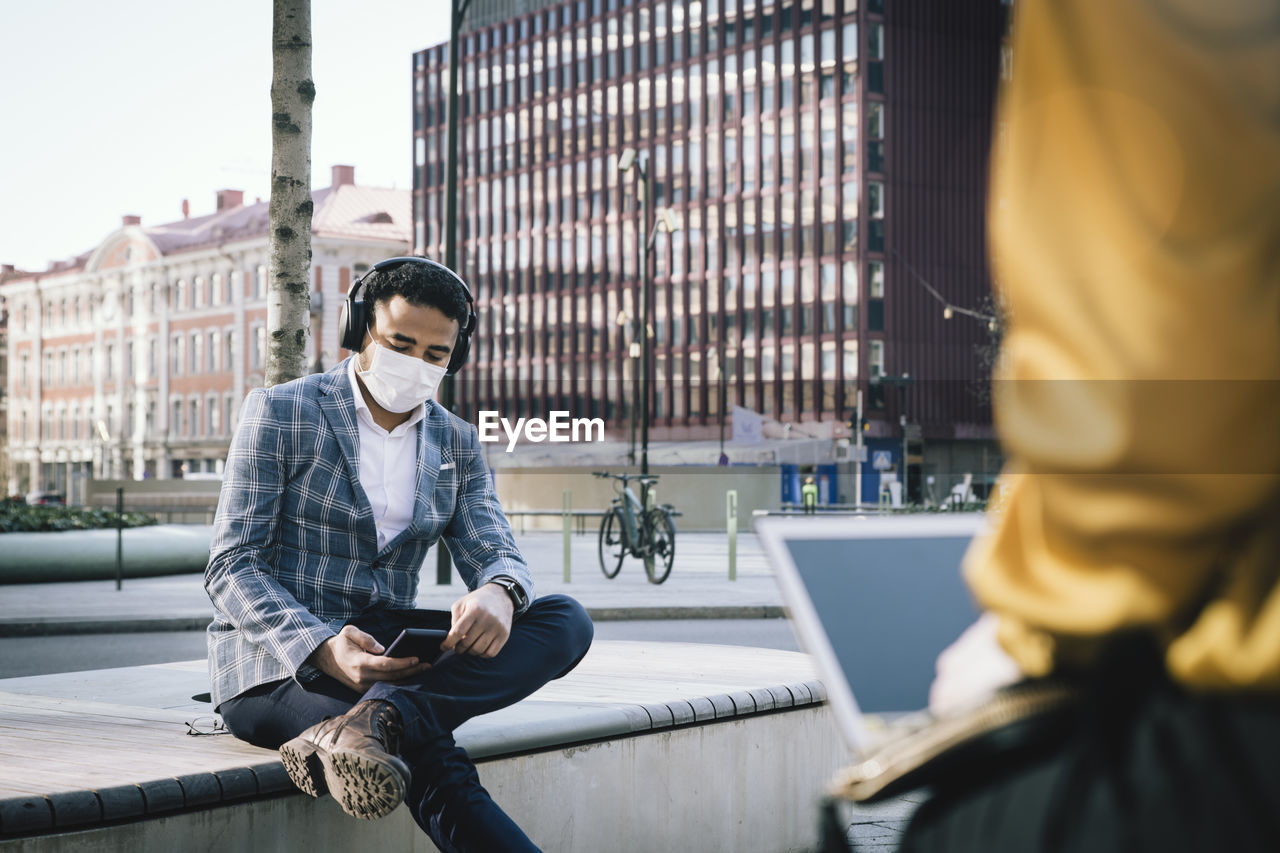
[443,583,514,659]
[306,625,433,693]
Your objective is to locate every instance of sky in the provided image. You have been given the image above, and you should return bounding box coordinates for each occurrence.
[0,1,451,273]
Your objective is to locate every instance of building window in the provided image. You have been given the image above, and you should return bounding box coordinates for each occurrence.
[867,260,885,331]
[822,341,837,380]
[251,325,265,369]
[865,178,885,216]
[867,299,884,332]
[869,219,885,253]
[867,180,885,253]
[842,260,858,330]
[868,61,884,95]
[191,332,202,375]
[842,181,859,251]
[868,261,885,298]
[842,103,858,176]
[867,22,884,61]
[867,139,884,173]
[843,339,858,380]
[869,339,885,378]
[867,102,884,139]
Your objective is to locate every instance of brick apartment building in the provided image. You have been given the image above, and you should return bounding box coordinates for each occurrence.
[0,166,409,500]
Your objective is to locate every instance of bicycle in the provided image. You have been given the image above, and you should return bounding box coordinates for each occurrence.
[593,471,677,584]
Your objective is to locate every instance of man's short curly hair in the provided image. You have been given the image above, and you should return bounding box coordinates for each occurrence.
[362,259,470,328]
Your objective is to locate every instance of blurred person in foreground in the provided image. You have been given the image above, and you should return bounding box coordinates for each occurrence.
[908,1,1280,850]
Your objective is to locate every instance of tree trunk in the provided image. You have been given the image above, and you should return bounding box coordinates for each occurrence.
[266,0,314,387]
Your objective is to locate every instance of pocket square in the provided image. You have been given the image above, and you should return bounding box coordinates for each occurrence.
[440,462,456,471]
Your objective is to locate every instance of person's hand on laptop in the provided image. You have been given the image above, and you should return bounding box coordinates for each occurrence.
[927,612,1022,717]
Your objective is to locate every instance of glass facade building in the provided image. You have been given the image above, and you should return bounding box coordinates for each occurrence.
[413,0,1005,493]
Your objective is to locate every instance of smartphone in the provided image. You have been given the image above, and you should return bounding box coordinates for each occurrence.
[383,628,453,665]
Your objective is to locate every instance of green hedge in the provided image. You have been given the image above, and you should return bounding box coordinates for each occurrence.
[0,503,160,533]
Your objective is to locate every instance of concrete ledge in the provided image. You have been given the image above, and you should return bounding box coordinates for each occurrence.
[575,604,788,622]
[0,608,789,637]
[0,642,843,852]
[0,609,790,638]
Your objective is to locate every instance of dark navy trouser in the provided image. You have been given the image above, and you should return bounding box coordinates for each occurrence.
[219,594,594,853]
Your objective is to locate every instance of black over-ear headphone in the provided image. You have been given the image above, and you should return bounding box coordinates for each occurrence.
[339,256,478,375]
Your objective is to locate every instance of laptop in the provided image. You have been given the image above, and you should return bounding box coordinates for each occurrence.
[756,513,987,754]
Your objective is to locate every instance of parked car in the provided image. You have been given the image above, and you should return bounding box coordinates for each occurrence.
[24,491,66,506]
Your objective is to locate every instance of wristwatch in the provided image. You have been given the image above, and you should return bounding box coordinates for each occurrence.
[489,575,528,612]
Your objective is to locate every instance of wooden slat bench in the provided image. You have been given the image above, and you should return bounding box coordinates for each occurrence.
[0,642,842,852]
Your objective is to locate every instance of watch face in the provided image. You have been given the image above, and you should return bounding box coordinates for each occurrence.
[499,579,525,608]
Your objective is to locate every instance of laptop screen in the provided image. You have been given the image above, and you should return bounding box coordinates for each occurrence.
[784,534,980,713]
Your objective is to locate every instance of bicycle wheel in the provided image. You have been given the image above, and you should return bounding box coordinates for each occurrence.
[598,507,626,579]
[643,508,676,584]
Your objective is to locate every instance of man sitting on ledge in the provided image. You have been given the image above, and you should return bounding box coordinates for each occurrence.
[204,257,593,852]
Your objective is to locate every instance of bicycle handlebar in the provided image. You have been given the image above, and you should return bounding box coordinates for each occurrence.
[592,471,660,484]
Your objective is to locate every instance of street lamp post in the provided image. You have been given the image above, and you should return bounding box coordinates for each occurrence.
[444,0,471,284]
[854,388,864,505]
[618,148,679,477]
[617,310,637,465]
[709,346,730,465]
[637,153,653,477]
[718,358,727,461]
[872,373,915,503]
[436,0,471,585]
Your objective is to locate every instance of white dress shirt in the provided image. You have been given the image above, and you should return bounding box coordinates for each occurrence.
[346,358,426,554]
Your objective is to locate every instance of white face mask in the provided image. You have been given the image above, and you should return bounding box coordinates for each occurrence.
[357,342,448,413]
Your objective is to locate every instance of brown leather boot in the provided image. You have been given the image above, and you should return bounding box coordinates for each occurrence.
[279,699,411,821]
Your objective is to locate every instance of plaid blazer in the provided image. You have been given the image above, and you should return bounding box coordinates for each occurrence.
[205,358,532,708]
